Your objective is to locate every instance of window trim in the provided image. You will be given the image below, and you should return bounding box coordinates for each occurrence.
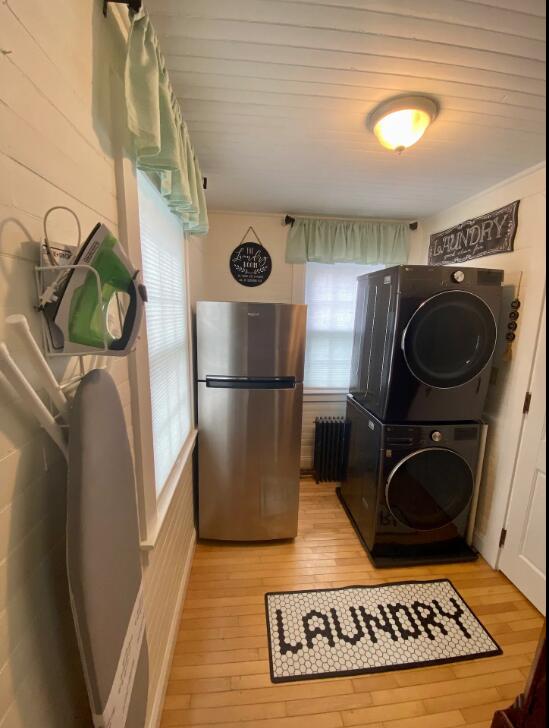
[113,75,197,551]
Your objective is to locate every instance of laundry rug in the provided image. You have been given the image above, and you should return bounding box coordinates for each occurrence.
[265,579,502,683]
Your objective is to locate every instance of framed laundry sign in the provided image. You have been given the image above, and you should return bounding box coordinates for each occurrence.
[230,227,272,287]
[429,201,520,266]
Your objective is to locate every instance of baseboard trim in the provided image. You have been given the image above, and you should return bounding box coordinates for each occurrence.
[147,528,197,728]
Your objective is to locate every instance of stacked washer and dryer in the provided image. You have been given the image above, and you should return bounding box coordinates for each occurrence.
[339,265,503,567]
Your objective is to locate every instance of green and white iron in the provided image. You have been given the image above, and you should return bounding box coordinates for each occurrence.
[44,224,147,356]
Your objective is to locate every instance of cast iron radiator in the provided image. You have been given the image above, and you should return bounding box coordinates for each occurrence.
[313,417,351,483]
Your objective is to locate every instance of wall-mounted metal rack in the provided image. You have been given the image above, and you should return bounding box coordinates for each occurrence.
[34,246,113,359]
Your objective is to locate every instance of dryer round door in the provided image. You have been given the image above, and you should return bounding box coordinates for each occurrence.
[386,448,474,532]
[402,291,497,389]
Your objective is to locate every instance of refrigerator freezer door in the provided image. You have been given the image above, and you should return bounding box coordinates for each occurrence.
[196,301,307,380]
[198,381,303,540]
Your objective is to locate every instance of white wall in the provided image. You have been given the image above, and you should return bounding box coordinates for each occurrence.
[0,1,194,725]
[190,210,300,305]
[409,163,546,567]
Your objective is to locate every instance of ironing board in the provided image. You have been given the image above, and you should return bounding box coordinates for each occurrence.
[67,369,149,728]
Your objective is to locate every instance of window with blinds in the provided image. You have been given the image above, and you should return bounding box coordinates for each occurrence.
[304,262,384,389]
[137,170,192,495]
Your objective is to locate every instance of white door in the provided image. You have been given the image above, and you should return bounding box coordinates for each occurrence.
[500,304,546,614]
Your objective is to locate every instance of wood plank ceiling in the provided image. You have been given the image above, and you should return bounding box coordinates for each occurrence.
[147,0,546,219]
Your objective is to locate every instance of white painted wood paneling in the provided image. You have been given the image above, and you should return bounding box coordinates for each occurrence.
[142,458,196,728]
[148,0,546,218]
[154,0,546,64]
[0,1,196,725]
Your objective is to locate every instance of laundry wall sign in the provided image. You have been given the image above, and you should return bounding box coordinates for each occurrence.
[428,200,520,265]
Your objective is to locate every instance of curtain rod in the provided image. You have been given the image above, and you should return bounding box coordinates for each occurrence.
[284,215,418,231]
[103,0,142,17]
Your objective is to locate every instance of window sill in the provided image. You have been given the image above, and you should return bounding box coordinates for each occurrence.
[304,388,349,394]
[304,388,349,401]
[140,428,198,551]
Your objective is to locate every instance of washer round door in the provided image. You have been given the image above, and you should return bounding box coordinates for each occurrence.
[403,291,497,389]
[386,448,474,532]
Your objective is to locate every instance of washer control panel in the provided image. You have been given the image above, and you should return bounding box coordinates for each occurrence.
[384,424,480,450]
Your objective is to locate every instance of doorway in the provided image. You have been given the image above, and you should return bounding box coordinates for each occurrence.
[499,299,546,614]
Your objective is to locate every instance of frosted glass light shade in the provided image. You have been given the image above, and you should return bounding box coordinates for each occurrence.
[368,96,439,152]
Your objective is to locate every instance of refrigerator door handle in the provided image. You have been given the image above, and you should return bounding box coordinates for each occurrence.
[205,376,296,390]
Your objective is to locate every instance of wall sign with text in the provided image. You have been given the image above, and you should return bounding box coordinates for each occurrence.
[428,200,520,266]
[230,241,272,287]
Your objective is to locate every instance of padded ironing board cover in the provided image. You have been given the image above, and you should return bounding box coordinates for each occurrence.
[67,369,149,727]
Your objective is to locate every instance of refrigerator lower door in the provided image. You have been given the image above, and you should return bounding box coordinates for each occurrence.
[198,381,303,540]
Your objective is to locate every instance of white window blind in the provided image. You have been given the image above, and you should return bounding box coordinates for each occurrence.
[304,262,384,389]
[137,170,191,495]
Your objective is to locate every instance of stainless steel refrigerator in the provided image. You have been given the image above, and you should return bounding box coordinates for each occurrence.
[196,301,307,541]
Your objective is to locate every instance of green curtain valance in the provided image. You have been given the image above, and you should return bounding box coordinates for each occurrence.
[125,10,209,235]
[286,217,409,265]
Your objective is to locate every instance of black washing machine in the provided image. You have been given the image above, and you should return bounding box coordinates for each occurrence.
[350,265,503,422]
[339,396,481,567]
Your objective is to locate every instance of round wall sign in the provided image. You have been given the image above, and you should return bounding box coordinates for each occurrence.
[230,242,272,287]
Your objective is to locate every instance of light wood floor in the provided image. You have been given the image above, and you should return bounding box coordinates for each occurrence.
[160,479,544,728]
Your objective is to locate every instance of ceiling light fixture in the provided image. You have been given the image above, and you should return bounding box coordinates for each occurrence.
[367,95,439,153]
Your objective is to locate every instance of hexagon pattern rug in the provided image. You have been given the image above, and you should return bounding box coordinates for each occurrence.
[265,579,502,683]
